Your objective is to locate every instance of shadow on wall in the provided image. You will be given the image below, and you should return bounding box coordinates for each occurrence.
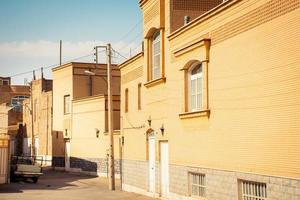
[15,124,24,156]
[51,131,65,168]
[69,156,121,176]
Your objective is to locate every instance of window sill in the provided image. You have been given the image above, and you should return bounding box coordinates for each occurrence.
[179,109,210,119]
[144,77,166,88]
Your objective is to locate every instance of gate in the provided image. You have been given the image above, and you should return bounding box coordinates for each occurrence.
[0,139,9,184]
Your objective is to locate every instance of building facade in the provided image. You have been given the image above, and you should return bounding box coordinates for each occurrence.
[0,76,30,183]
[0,104,11,184]
[22,78,53,165]
[0,76,30,156]
[52,62,122,176]
[120,0,300,200]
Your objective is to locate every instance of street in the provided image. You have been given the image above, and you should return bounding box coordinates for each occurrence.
[0,170,156,200]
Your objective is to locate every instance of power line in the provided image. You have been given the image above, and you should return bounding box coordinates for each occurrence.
[9,52,97,78]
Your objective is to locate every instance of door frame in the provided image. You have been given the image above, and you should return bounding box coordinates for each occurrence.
[159,140,169,198]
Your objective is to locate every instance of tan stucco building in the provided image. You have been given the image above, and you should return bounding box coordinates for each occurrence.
[22,77,53,165]
[119,0,300,199]
[52,62,121,176]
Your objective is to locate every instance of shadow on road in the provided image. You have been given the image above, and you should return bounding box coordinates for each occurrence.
[0,170,95,194]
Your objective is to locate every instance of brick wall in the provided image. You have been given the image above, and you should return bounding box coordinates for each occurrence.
[170,0,222,32]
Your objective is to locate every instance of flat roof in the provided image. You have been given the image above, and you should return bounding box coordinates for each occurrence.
[52,62,118,72]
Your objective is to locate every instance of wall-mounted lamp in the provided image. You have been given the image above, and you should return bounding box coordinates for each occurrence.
[160,124,165,136]
[147,116,152,127]
[95,128,100,138]
[84,70,96,76]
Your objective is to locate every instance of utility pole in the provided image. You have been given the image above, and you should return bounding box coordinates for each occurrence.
[30,71,35,156]
[107,43,115,190]
[91,44,115,190]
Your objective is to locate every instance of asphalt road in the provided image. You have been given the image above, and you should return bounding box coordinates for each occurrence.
[0,170,156,200]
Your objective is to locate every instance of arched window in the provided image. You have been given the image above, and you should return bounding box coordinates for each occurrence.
[189,63,203,111]
[11,96,29,111]
[152,31,160,80]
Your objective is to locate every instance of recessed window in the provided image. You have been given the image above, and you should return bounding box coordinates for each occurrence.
[138,83,141,110]
[152,31,160,80]
[239,180,267,200]
[189,172,206,197]
[189,63,203,112]
[125,89,129,113]
[64,95,71,114]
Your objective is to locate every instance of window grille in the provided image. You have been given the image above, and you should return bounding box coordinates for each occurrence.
[240,180,267,200]
[189,173,206,197]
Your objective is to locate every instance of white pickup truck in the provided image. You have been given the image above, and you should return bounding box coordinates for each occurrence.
[10,156,43,183]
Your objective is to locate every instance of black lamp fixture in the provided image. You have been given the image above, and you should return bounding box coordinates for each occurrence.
[95,128,100,138]
[147,116,152,127]
[160,124,165,135]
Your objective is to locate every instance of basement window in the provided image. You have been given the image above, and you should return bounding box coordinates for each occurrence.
[189,172,206,197]
[239,180,267,200]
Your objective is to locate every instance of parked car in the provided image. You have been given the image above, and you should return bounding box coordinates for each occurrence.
[10,156,43,183]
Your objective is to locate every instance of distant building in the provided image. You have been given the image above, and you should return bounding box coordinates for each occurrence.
[119,0,300,199]
[22,78,53,165]
[0,76,30,184]
[0,76,30,156]
[52,62,121,176]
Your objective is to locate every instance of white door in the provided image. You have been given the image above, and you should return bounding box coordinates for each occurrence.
[148,136,155,194]
[65,140,70,170]
[160,142,169,197]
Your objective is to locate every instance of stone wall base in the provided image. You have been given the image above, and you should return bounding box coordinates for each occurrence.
[121,159,300,200]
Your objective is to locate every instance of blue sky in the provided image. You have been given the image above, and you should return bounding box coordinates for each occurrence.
[0,0,143,84]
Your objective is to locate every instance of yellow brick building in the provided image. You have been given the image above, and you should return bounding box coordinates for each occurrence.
[119,0,300,199]
[52,62,122,176]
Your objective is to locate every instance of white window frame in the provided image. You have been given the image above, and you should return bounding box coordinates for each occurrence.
[152,31,161,80]
[239,180,267,200]
[189,63,203,112]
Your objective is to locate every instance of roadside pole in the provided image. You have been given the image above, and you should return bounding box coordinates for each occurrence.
[107,43,115,190]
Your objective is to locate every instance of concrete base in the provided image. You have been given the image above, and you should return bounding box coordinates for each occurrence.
[121,159,300,200]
